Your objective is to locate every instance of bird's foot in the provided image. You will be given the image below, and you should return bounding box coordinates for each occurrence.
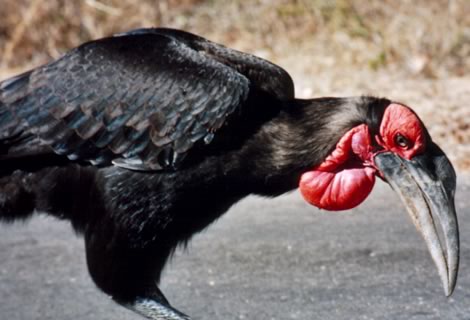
[127,297,191,320]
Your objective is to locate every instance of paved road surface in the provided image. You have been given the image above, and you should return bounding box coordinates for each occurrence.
[0,175,469,320]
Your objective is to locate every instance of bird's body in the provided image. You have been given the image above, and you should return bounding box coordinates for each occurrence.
[0,28,460,319]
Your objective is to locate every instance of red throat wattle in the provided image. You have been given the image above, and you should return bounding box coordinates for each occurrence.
[299,124,376,211]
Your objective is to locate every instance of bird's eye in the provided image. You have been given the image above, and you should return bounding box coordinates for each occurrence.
[394,133,410,149]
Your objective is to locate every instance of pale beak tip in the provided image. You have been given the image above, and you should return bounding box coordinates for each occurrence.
[444,284,451,297]
[445,275,458,297]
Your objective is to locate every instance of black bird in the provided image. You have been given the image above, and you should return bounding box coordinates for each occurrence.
[0,28,459,320]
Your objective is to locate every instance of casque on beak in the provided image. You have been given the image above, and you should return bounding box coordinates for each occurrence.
[374,142,459,296]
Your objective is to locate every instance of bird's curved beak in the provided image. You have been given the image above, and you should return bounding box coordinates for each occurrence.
[374,143,459,296]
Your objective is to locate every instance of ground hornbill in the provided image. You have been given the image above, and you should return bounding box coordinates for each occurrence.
[0,28,459,320]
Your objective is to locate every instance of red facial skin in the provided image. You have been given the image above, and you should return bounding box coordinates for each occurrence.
[376,103,426,160]
[300,103,426,211]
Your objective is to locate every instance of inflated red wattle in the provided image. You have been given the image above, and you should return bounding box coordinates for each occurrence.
[300,167,375,211]
[299,124,376,211]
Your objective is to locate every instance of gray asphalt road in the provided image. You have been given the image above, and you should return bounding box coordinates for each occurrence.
[0,175,469,320]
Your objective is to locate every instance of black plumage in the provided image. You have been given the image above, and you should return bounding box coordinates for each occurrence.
[0,28,294,171]
[0,28,393,319]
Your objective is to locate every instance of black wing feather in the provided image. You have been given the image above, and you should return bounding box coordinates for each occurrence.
[0,28,294,171]
[120,28,295,101]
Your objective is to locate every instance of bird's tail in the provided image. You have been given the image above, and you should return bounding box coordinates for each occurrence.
[0,172,36,223]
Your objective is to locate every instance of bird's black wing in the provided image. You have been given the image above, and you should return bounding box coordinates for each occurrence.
[119,28,295,101]
[0,29,294,170]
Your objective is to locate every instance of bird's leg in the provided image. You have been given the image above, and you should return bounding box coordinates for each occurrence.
[84,229,190,320]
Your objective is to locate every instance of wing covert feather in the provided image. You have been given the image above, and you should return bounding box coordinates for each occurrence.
[119,28,295,101]
[0,31,255,170]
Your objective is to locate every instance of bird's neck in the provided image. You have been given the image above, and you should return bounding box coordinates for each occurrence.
[230,96,385,197]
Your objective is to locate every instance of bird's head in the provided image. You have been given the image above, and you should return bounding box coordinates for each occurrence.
[299,101,459,296]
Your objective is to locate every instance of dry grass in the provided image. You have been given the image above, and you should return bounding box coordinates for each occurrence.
[0,0,468,77]
[0,0,469,169]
